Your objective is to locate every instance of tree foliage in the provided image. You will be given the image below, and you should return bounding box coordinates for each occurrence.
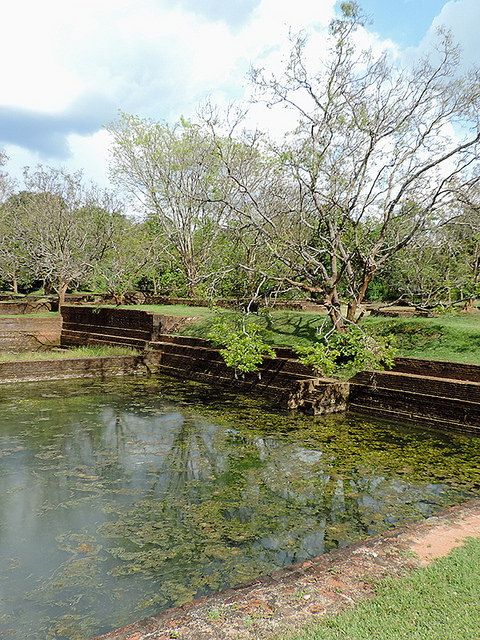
[203,2,480,328]
[208,313,276,375]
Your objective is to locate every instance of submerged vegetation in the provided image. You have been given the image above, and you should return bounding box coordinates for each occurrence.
[0,376,478,639]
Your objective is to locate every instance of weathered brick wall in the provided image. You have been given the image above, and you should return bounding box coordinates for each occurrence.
[0,299,53,314]
[393,358,480,383]
[349,386,480,434]
[60,306,197,349]
[353,370,480,403]
[0,316,61,351]
[0,355,147,384]
[61,306,155,348]
[144,335,345,412]
[351,364,480,431]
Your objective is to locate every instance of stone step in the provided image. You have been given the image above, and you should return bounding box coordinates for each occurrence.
[147,342,314,377]
[61,330,147,348]
[352,371,480,404]
[150,336,298,360]
[62,322,151,340]
[393,357,480,383]
[154,363,293,407]
[350,386,480,431]
[151,352,310,388]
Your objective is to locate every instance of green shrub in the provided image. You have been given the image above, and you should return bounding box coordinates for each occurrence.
[296,325,396,378]
[208,314,276,375]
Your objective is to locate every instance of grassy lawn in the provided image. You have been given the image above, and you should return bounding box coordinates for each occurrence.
[20,302,475,365]
[0,346,138,362]
[178,308,480,365]
[364,315,480,365]
[117,304,217,318]
[280,538,480,640]
[0,312,59,319]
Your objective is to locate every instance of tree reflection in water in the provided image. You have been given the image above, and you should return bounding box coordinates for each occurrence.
[0,376,478,640]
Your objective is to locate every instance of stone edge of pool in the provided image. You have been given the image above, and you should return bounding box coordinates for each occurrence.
[0,355,148,383]
[92,497,480,640]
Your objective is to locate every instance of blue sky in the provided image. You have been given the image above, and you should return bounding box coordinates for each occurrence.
[359,0,449,45]
[0,0,477,185]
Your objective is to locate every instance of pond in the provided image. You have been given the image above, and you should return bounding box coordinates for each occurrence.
[0,376,478,639]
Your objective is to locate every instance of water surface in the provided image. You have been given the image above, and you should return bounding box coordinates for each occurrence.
[0,376,478,639]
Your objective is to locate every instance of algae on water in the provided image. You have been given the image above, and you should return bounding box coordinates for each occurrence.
[0,376,478,640]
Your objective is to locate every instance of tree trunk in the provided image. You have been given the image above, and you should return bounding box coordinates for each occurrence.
[326,299,346,332]
[463,297,476,312]
[113,292,125,306]
[12,275,18,295]
[187,279,197,299]
[58,281,68,307]
[325,284,346,332]
[346,271,375,323]
[44,278,54,295]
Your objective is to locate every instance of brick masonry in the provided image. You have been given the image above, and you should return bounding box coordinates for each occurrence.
[61,305,197,349]
[0,315,61,351]
[0,355,147,384]
[351,362,480,433]
[58,306,480,430]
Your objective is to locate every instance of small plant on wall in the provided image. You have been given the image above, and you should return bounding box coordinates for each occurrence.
[208,313,275,377]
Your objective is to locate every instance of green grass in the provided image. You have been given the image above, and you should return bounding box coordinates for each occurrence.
[0,346,138,362]
[178,310,480,365]
[117,303,217,318]
[69,303,480,365]
[0,312,59,319]
[280,538,480,640]
[365,315,480,364]
[179,309,327,346]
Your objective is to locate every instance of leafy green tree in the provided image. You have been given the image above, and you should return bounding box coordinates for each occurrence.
[16,167,118,305]
[0,195,32,294]
[109,114,232,297]
[90,217,155,304]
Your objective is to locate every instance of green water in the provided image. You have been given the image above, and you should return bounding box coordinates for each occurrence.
[0,377,478,640]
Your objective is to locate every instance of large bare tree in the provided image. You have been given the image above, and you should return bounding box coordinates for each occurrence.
[206,2,480,329]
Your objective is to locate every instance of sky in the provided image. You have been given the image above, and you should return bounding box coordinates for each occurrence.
[0,0,478,187]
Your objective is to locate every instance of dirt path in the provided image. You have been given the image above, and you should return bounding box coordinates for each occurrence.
[95,499,480,640]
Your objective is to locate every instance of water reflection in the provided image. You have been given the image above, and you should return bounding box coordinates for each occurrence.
[0,377,478,640]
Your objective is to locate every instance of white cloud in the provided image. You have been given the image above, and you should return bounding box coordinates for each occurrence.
[1,0,478,188]
[412,0,479,70]
[1,0,337,185]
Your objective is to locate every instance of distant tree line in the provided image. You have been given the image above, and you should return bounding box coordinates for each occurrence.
[0,2,478,324]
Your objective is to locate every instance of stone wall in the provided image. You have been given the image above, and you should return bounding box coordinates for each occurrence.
[0,316,61,351]
[57,305,480,428]
[0,299,53,314]
[351,368,480,433]
[0,355,147,384]
[393,357,480,382]
[61,306,154,348]
[60,305,197,348]
[144,334,346,413]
